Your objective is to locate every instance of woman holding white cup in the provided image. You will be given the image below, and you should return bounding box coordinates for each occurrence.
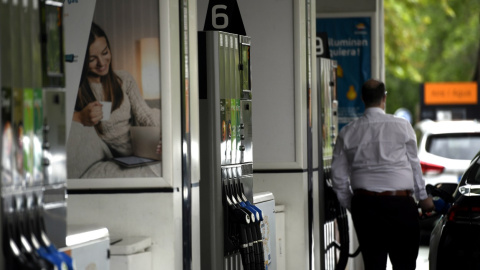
[72,22,161,158]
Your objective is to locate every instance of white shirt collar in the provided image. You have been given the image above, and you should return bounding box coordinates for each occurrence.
[364,107,385,115]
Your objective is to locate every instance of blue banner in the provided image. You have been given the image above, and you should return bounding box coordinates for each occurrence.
[316,17,371,130]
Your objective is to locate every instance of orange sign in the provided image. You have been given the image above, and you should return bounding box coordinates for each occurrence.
[424,82,478,105]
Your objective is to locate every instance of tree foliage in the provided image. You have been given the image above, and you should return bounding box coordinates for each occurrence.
[384,0,480,122]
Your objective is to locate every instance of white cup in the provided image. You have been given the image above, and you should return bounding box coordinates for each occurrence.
[100,101,112,121]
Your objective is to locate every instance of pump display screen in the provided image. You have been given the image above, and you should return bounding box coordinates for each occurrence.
[241,45,251,91]
[40,0,65,87]
[45,4,63,77]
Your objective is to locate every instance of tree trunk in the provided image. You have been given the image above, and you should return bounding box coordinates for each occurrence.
[473,41,480,82]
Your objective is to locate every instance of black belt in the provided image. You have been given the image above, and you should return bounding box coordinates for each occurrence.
[354,189,412,197]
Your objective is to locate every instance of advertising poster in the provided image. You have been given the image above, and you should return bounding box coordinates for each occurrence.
[316,17,371,130]
[64,0,162,183]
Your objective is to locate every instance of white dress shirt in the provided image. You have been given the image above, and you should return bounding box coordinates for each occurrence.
[331,107,428,210]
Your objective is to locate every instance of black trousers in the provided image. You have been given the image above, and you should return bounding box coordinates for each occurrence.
[351,194,420,270]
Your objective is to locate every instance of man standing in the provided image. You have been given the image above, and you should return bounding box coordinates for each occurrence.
[331,79,435,270]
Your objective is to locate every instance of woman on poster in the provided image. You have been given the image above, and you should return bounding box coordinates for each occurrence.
[67,22,161,179]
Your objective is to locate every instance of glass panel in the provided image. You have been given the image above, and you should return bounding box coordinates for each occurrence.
[473,164,480,185]
[65,0,164,185]
[426,134,480,160]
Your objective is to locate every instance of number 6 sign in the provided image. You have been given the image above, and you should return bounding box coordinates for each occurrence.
[204,0,246,35]
[212,5,228,29]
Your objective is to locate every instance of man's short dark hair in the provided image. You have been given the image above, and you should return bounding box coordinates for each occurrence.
[361,79,386,107]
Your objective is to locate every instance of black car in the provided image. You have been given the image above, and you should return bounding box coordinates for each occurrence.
[429,150,480,270]
[419,182,457,245]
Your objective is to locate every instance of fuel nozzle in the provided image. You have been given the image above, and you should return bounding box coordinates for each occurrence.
[237,212,252,270]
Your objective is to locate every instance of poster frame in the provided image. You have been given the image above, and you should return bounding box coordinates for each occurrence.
[66,0,182,190]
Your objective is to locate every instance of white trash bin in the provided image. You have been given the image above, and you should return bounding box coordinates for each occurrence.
[110,236,152,270]
[254,192,277,270]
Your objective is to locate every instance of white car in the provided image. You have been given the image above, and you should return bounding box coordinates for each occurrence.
[414,120,480,187]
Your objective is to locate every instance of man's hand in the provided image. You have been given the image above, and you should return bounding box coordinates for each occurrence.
[419,197,435,213]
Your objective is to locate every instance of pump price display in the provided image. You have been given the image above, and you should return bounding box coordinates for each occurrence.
[424,82,478,105]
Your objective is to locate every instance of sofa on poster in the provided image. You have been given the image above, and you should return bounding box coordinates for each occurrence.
[64,0,168,188]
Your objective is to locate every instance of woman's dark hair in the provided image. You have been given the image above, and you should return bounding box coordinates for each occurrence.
[75,22,124,132]
[361,79,386,107]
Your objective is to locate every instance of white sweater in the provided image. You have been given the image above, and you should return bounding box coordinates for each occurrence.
[90,70,160,156]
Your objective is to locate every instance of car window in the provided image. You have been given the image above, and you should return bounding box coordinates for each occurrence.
[461,164,480,186]
[454,157,480,198]
[463,157,480,185]
[426,133,480,160]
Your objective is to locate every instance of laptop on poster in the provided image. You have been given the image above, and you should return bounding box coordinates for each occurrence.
[113,126,161,168]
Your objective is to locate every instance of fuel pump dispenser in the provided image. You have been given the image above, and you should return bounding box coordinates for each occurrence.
[0,0,71,269]
[199,31,265,270]
[317,57,357,270]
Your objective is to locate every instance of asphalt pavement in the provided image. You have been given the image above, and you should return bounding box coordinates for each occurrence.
[387,245,429,270]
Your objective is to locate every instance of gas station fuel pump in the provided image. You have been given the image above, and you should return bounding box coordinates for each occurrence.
[317,57,355,270]
[199,31,266,270]
[0,0,71,269]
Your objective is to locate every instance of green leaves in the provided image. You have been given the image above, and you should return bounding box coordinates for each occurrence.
[384,0,480,119]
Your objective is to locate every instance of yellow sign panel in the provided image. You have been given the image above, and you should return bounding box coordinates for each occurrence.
[424,82,478,105]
